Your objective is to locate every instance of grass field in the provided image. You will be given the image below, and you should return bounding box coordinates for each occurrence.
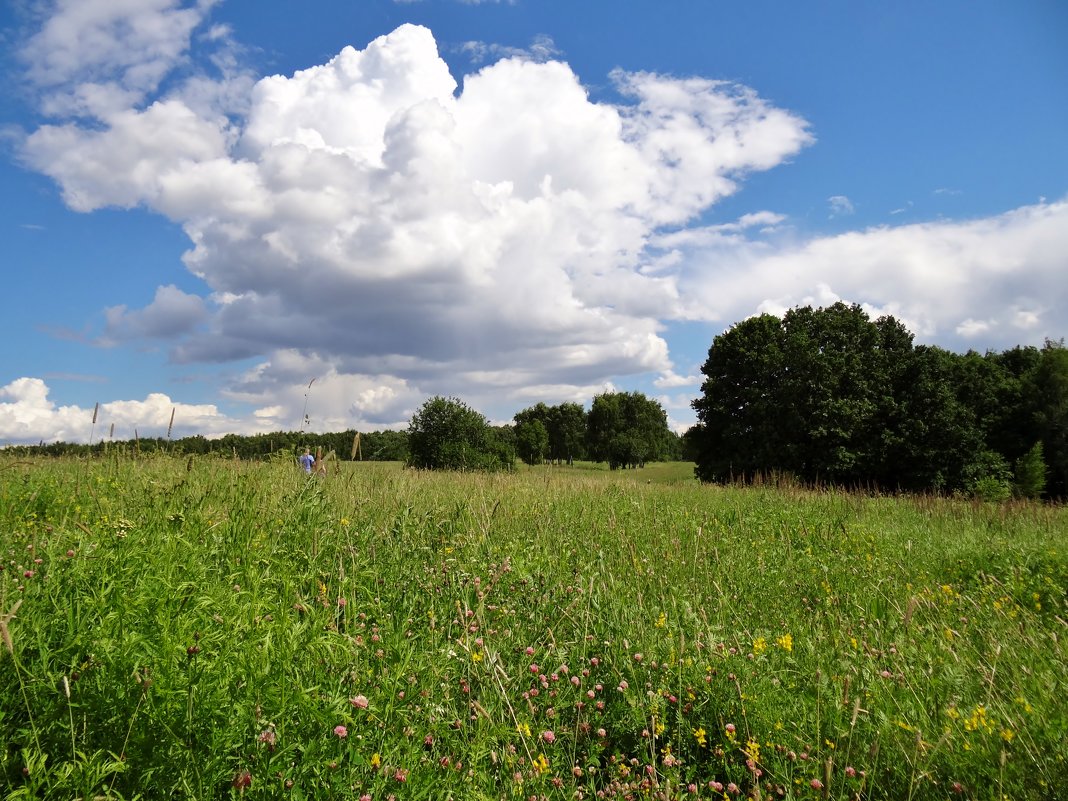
[1,456,1065,800]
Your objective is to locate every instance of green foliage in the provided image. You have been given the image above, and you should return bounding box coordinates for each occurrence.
[963,450,1013,502]
[692,305,1068,497]
[7,428,410,463]
[586,391,672,469]
[406,396,512,471]
[1014,441,1048,499]
[1,457,1065,799]
[514,419,549,465]
[1031,339,1068,498]
[514,402,588,464]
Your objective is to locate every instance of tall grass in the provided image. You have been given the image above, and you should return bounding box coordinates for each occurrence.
[1,456,1065,799]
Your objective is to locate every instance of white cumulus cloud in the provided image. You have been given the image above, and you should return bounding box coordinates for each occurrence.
[14,18,813,435]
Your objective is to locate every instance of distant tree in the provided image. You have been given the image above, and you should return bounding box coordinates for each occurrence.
[1013,441,1047,500]
[514,402,588,465]
[587,391,672,469]
[548,402,588,464]
[407,396,512,471]
[361,430,409,461]
[691,304,993,492]
[1031,340,1068,498]
[690,313,792,482]
[515,419,549,465]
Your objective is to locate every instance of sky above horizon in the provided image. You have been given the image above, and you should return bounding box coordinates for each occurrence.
[2,0,1067,445]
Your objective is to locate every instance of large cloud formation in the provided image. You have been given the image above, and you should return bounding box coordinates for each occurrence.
[15,11,813,439]
[8,3,1066,444]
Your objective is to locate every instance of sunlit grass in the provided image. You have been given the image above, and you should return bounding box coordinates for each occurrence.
[1,455,1065,799]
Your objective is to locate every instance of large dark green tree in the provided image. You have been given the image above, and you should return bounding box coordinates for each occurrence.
[407,396,512,471]
[1032,340,1068,497]
[690,313,791,482]
[690,304,1014,493]
[587,391,672,469]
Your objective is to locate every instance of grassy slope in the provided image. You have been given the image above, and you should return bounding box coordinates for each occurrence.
[1,456,1065,800]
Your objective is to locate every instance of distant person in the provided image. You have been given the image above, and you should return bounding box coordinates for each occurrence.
[299,447,314,474]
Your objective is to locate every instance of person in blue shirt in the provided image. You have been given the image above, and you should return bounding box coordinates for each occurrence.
[298,447,315,474]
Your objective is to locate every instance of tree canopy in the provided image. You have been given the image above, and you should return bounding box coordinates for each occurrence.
[691,303,1067,498]
[406,396,513,471]
[586,391,675,470]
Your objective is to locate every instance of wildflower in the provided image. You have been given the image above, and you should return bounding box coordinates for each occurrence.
[258,729,276,749]
[725,723,737,738]
[745,739,761,763]
[517,722,532,737]
[542,730,556,744]
[471,650,483,663]
[232,770,252,789]
[392,768,408,782]
[350,694,370,709]
[633,653,643,662]
[776,633,793,652]
[370,753,381,769]
[752,637,767,654]
[656,612,667,628]
[334,725,348,738]
[533,753,549,774]
[337,597,347,608]
[692,727,707,747]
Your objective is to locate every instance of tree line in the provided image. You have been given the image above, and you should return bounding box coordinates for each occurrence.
[7,392,682,471]
[687,302,1067,499]
[405,392,680,470]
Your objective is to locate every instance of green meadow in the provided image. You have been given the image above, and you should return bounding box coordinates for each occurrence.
[1,456,1065,800]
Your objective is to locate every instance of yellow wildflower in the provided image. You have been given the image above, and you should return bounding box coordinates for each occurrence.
[753,637,767,655]
[692,727,707,747]
[776,633,793,652]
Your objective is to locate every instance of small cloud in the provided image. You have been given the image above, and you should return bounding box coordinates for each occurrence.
[20,223,46,231]
[956,318,992,337]
[1012,307,1042,329]
[828,195,855,218]
[654,370,700,389]
[933,187,962,196]
[455,34,560,65]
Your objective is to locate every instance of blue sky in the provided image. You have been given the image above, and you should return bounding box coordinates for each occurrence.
[2,0,1067,444]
